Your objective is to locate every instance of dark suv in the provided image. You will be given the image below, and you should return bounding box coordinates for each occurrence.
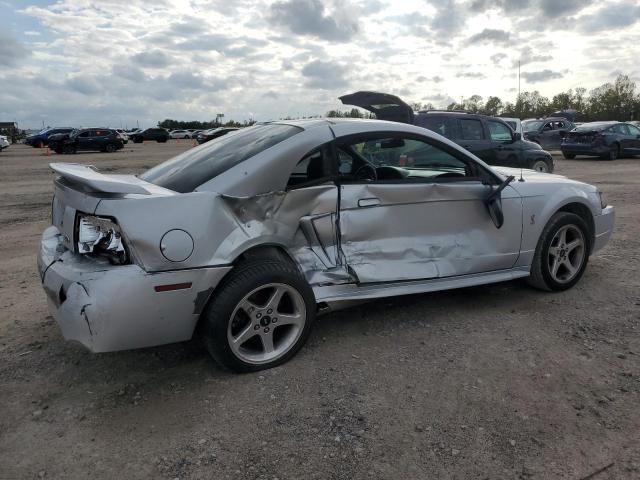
[522,117,574,150]
[340,92,554,173]
[130,128,169,143]
[51,128,124,154]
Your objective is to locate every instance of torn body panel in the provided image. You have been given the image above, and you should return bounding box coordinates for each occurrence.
[339,182,523,283]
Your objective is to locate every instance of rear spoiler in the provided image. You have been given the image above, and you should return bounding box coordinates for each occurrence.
[50,163,151,195]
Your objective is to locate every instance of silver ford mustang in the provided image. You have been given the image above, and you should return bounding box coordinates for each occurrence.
[38,119,614,372]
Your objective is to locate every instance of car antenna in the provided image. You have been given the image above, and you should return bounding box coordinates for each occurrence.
[518,166,525,182]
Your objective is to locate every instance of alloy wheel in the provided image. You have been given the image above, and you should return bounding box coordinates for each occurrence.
[531,160,549,173]
[227,283,306,365]
[547,224,586,284]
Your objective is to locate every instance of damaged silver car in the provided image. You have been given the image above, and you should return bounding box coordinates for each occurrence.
[38,119,615,372]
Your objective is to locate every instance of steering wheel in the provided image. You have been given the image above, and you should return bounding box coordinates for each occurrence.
[354,163,377,182]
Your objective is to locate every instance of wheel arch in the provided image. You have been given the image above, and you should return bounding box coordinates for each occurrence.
[555,202,595,253]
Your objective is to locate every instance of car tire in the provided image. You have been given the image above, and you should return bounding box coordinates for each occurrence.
[36,140,44,149]
[527,212,590,292]
[562,152,575,160]
[202,259,316,373]
[133,137,143,144]
[529,158,551,173]
[54,147,63,154]
[105,143,116,153]
[602,144,619,161]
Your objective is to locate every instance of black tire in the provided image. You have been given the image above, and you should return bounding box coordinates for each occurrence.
[527,212,590,292]
[562,152,575,160]
[202,259,316,372]
[529,158,551,173]
[54,147,63,154]
[36,140,44,149]
[602,144,619,161]
[63,144,76,154]
[104,143,116,153]
[157,138,168,143]
[133,137,143,144]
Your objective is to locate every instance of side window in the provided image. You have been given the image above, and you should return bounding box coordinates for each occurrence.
[287,149,327,188]
[460,119,485,140]
[337,135,477,183]
[542,123,553,131]
[417,116,457,139]
[618,124,630,135]
[78,131,91,138]
[487,121,512,141]
[627,124,640,136]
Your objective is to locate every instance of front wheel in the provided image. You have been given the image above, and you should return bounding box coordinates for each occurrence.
[202,260,316,372]
[530,159,551,173]
[562,152,575,160]
[602,144,619,161]
[528,212,590,291]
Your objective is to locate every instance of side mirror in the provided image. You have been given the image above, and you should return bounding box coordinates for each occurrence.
[486,196,504,229]
[513,132,522,141]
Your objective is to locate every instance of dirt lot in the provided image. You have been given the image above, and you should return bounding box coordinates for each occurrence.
[0,142,638,479]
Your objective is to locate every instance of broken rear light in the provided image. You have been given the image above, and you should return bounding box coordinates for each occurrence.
[76,214,128,264]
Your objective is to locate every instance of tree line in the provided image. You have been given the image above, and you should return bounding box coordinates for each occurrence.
[326,74,640,122]
[157,118,256,130]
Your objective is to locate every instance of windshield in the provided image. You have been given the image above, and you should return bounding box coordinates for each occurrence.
[522,120,543,132]
[140,124,302,192]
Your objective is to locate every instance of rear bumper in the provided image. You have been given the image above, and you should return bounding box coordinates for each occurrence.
[592,206,615,254]
[39,226,232,353]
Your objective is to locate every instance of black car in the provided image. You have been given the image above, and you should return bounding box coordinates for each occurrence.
[522,117,575,150]
[340,91,554,172]
[130,128,169,143]
[51,128,124,154]
[196,127,239,144]
[561,121,640,160]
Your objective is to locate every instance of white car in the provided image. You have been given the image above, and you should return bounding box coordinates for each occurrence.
[169,130,192,139]
[501,117,523,137]
[0,135,10,151]
[115,129,129,144]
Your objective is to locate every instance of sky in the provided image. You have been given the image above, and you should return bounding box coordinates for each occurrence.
[1,0,640,129]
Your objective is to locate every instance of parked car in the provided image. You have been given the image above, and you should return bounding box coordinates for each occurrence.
[628,120,640,129]
[196,127,239,144]
[522,117,575,150]
[561,121,640,160]
[130,128,169,143]
[501,117,523,137]
[39,119,614,372]
[115,129,129,144]
[25,127,74,148]
[0,135,10,151]
[169,130,192,139]
[188,129,203,138]
[341,92,554,172]
[52,128,124,154]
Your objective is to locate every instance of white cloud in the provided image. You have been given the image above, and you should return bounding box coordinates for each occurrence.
[0,0,636,128]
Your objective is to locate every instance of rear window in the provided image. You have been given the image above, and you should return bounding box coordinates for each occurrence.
[140,124,302,192]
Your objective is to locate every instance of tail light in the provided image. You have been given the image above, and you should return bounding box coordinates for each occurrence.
[75,214,128,264]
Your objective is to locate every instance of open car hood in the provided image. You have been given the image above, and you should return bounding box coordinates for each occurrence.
[339,91,414,124]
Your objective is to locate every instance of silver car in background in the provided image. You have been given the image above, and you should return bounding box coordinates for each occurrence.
[38,119,614,372]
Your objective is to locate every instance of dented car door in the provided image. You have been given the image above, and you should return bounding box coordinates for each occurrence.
[335,134,523,283]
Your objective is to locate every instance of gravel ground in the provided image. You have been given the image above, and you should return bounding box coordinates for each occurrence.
[0,142,638,480]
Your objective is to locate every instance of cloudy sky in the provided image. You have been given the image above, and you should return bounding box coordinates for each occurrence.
[1,0,639,129]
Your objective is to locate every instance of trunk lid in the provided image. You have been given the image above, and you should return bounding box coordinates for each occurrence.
[565,131,598,144]
[339,91,414,124]
[49,163,173,251]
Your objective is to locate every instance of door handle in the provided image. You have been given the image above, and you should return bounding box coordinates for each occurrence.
[358,197,380,207]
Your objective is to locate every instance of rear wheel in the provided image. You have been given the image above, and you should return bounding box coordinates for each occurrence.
[63,144,76,154]
[528,212,590,291]
[562,152,575,160]
[104,143,116,153]
[202,259,316,372]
